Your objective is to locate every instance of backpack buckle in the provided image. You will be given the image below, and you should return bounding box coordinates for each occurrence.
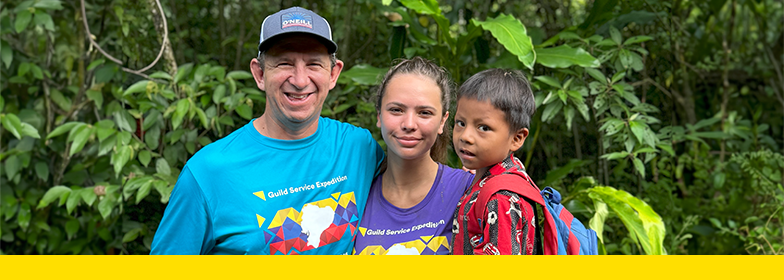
[541,187,561,204]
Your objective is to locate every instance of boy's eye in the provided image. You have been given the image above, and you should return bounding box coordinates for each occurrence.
[478,125,491,132]
[455,120,465,127]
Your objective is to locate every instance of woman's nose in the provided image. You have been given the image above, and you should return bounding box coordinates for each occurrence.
[401,113,416,131]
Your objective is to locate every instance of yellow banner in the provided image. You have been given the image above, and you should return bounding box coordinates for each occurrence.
[1,255,781,279]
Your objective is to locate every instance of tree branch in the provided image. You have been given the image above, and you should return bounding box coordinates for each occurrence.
[80,0,170,76]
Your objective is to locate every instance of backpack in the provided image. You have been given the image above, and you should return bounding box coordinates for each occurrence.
[474,170,599,255]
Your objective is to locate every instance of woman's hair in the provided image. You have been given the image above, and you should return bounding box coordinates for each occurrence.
[375,56,453,164]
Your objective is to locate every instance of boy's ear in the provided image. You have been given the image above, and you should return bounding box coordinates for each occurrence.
[510,127,529,152]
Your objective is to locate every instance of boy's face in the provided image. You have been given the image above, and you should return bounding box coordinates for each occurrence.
[453,97,528,175]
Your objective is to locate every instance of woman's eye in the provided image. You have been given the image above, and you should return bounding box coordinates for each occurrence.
[420,110,434,116]
[389,108,402,113]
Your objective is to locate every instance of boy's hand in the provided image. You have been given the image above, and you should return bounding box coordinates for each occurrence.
[462,166,476,175]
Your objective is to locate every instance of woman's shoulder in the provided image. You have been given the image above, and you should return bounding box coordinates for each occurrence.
[438,164,475,189]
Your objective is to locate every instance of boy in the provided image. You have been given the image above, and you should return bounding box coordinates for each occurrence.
[451,69,538,255]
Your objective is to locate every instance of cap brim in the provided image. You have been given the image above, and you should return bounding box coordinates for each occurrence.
[258,32,338,54]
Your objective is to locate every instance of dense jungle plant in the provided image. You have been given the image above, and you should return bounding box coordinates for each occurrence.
[1,0,782,255]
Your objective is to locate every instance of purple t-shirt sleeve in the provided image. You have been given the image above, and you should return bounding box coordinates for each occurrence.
[353,164,474,255]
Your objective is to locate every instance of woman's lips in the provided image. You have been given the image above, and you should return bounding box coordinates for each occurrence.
[395,136,421,147]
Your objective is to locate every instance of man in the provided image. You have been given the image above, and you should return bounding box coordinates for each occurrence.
[151,7,384,255]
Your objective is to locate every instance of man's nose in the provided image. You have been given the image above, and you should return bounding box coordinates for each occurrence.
[287,64,310,90]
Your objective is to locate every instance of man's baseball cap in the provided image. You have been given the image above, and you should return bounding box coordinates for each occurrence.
[258,7,338,54]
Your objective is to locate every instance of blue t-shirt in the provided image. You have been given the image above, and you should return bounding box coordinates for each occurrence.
[353,164,474,255]
[151,117,384,254]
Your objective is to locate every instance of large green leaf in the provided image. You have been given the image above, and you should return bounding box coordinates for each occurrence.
[337,64,388,86]
[33,11,55,31]
[1,40,12,68]
[69,125,95,156]
[138,150,151,167]
[1,113,23,139]
[111,145,133,176]
[66,188,82,214]
[536,45,600,68]
[225,70,252,80]
[15,10,32,33]
[97,191,118,219]
[19,122,40,139]
[37,186,71,209]
[473,14,535,70]
[588,186,665,255]
[4,155,20,181]
[235,103,252,120]
[629,120,646,143]
[65,219,79,240]
[123,80,150,97]
[156,158,171,176]
[398,0,453,48]
[213,84,226,105]
[171,99,190,130]
[17,203,31,230]
[33,0,64,10]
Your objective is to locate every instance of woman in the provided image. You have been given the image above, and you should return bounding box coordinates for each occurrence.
[354,57,474,255]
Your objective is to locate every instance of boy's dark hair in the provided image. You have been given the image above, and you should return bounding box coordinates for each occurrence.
[457,68,535,132]
[375,56,454,164]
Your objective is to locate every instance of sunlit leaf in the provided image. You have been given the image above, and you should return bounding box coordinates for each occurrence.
[225,70,253,80]
[337,64,388,85]
[588,186,665,255]
[473,14,535,69]
[536,45,600,68]
[37,186,71,209]
[534,76,561,89]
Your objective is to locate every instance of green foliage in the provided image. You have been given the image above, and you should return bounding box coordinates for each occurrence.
[2,0,782,255]
[587,185,666,255]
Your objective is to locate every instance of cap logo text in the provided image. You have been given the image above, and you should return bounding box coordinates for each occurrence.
[282,12,313,29]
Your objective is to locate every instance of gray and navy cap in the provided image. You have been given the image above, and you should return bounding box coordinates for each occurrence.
[258,7,338,54]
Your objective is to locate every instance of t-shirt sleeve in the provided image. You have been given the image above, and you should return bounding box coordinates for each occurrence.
[477,191,536,255]
[150,166,214,255]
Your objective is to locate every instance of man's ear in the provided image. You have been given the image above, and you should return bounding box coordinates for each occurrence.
[250,58,266,91]
[438,111,449,134]
[510,127,529,152]
[328,59,345,90]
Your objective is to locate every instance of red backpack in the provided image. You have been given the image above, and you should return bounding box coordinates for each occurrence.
[474,170,598,255]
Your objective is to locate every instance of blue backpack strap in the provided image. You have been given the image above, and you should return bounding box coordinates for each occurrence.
[541,187,600,255]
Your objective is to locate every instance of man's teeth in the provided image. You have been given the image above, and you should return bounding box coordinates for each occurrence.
[289,94,308,100]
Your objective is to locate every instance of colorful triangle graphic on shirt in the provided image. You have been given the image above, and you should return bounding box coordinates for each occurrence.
[253,191,266,201]
[256,214,265,228]
[358,227,367,236]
